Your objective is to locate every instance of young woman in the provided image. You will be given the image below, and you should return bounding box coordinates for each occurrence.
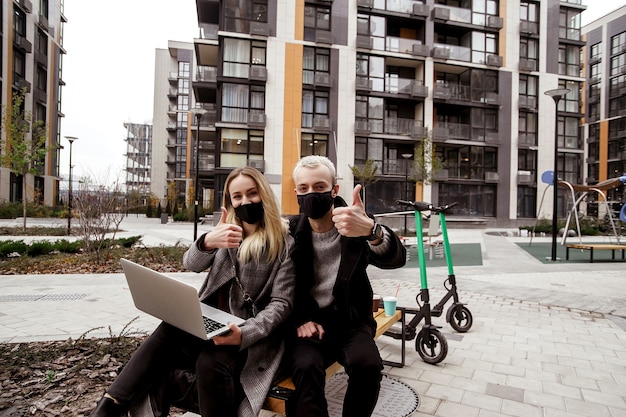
[90,167,295,417]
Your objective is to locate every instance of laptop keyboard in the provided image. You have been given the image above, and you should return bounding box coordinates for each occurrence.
[203,316,225,334]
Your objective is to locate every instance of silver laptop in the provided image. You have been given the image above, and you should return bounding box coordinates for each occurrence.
[120,258,245,340]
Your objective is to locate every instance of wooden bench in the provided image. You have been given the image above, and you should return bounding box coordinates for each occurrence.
[566,243,626,263]
[262,308,404,415]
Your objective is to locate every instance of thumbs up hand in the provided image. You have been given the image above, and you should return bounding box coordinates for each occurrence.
[331,185,375,237]
[201,207,243,250]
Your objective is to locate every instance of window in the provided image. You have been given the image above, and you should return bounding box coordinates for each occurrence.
[220,129,264,168]
[39,0,49,19]
[610,32,626,55]
[519,74,538,109]
[438,183,496,217]
[36,66,47,92]
[558,45,580,77]
[178,61,190,78]
[178,78,189,95]
[520,1,538,23]
[590,42,602,61]
[520,37,538,70]
[610,53,626,77]
[517,186,536,218]
[561,154,581,185]
[471,32,497,64]
[471,0,498,26]
[301,133,328,157]
[13,50,26,79]
[470,69,498,102]
[14,7,26,37]
[440,145,497,180]
[302,90,328,127]
[37,29,48,56]
[590,63,601,83]
[609,95,626,118]
[304,4,330,34]
[519,112,537,146]
[303,47,330,85]
[224,0,268,33]
[559,9,581,41]
[223,38,266,78]
[557,116,580,149]
[558,80,580,113]
[177,95,189,111]
[470,108,498,143]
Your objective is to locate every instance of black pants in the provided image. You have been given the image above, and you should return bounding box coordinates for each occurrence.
[106,322,246,417]
[285,322,382,417]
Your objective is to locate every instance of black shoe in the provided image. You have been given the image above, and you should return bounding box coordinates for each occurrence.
[89,396,125,417]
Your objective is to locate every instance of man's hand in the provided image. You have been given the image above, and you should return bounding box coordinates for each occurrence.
[332,184,375,237]
[297,321,325,340]
[213,322,242,346]
[201,207,243,250]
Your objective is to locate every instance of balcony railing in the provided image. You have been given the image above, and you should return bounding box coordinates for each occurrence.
[433,122,471,141]
[369,118,424,137]
[382,158,414,176]
[199,23,218,40]
[196,66,217,82]
[384,36,426,55]
[432,43,471,62]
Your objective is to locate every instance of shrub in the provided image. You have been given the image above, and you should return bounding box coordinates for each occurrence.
[26,241,56,257]
[173,212,188,222]
[116,235,143,248]
[0,240,28,256]
[54,239,83,253]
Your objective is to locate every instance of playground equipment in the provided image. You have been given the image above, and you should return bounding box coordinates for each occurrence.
[532,174,626,245]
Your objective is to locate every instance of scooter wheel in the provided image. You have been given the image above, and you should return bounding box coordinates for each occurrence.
[447,305,473,333]
[415,328,448,364]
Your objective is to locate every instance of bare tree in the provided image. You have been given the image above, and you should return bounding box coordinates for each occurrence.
[73,178,126,264]
[0,88,48,231]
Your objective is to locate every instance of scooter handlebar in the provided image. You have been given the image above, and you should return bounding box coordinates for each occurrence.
[397,200,458,214]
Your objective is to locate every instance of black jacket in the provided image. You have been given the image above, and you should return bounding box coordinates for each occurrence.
[288,196,406,335]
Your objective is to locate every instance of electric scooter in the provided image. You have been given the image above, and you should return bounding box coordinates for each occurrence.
[385,200,473,364]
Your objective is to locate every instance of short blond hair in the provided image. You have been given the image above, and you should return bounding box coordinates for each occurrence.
[293,155,336,185]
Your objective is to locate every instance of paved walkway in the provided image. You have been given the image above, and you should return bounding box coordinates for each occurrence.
[1,216,625,417]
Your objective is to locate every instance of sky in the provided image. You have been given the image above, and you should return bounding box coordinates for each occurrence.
[58,1,626,188]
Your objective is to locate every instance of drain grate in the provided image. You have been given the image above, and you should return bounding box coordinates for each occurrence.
[0,293,88,302]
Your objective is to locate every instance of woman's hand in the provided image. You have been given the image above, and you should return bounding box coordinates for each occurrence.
[201,207,243,250]
[212,322,242,346]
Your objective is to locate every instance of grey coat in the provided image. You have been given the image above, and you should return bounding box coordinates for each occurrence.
[183,233,295,417]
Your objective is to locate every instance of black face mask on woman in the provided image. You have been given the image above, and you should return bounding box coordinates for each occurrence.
[297,191,334,219]
[234,201,264,224]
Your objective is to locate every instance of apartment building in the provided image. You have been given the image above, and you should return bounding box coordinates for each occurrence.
[187,0,588,225]
[124,122,152,198]
[582,6,626,217]
[0,0,66,207]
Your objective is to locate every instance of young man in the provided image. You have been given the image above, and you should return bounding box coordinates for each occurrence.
[284,155,406,417]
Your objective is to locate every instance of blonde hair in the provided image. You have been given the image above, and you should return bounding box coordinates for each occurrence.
[293,155,337,185]
[223,167,288,264]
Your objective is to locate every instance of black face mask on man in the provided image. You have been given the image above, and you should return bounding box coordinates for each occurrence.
[234,201,264,224]
[297,191,334,219]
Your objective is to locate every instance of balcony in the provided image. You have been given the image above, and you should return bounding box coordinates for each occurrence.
[432,43,471,62]
[433,84,470,101]
[313,116,332,131]
[517,171,534,185]
[369,118,424,137]
[432,5,502,30]
[356,77,373,91]
[314,72,331,87]
[249,66,267,82]
[383,78,428,98]
[433,122,471,141]
[519,59,537,72]
[485,172,499,183]
[199,23,219,40]
[519,96,537,110]
[13,34,32,53]
[248,111,266,127]
[355,120,371,134]
[196,66,217,82]
[315,30,333,44]
[385,36,428,55]
[358,0,429,17]
[250,21,269,36]
[520,21,539,35]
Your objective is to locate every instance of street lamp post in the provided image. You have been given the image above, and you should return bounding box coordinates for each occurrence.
[544,88,570,262]
[65,136,78,236]
[401,153,413,234]
[191,109,207,241]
